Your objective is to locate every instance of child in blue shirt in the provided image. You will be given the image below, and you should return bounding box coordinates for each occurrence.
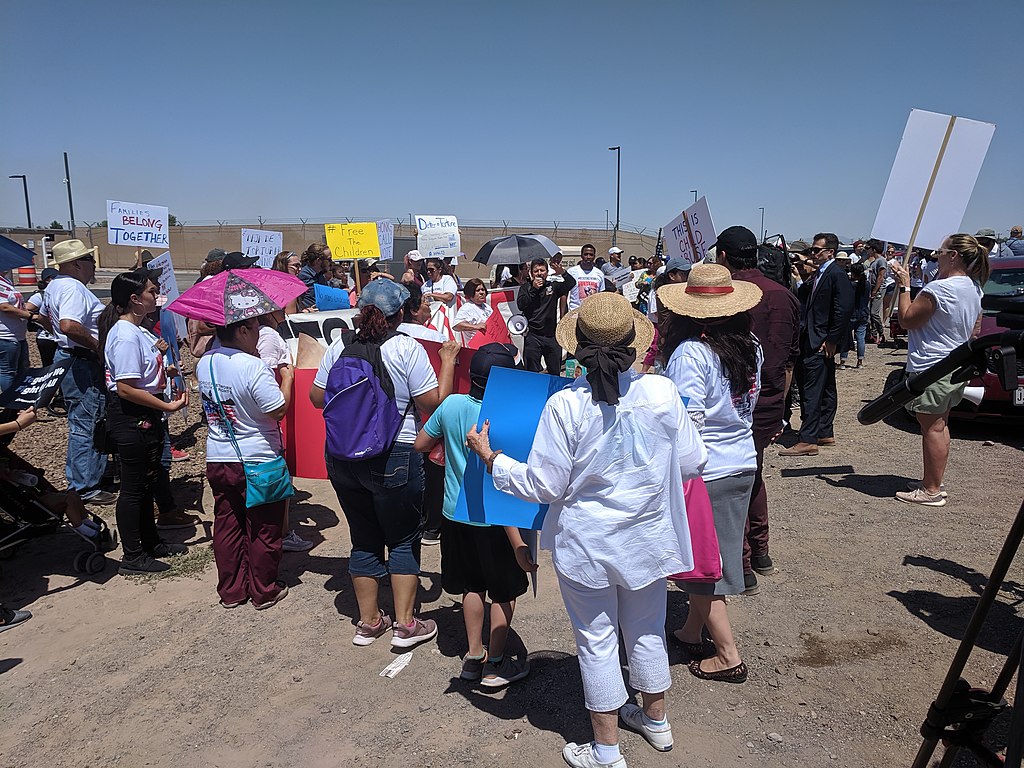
[414,343,532,688]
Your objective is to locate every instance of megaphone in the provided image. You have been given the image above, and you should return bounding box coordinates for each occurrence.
[507,314,528,335]
[961,386,985,407]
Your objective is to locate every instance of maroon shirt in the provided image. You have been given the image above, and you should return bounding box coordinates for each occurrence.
[732,269,800,439]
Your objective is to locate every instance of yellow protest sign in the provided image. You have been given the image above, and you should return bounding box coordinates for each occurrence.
[324,222,380,261]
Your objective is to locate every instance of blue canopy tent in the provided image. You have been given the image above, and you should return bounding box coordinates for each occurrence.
[0,235,36,272]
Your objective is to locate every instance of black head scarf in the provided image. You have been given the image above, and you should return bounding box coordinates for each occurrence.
[575,324,637,406]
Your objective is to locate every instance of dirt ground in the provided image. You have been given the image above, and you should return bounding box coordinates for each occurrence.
[1,340,1021,768]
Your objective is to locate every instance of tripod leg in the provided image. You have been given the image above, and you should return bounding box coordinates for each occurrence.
[1006,638,1023,768]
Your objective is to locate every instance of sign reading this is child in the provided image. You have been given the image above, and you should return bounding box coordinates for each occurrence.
[241,229,284,269]
[416,215,460,260]
[106,200,169,247]
[324,222,380,261]
[663,196,716,266]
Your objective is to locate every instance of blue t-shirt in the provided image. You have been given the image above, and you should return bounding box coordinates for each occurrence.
[423,394,486,526]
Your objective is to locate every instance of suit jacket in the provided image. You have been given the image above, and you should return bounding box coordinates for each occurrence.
[798,261,854,352]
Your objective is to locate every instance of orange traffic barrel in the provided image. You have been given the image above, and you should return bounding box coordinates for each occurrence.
[15,266,37,286]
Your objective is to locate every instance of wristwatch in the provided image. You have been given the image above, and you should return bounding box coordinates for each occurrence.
[901,286,911,293]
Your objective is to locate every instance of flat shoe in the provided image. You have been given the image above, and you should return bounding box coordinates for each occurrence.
[253,582,288,610]
[669,633,713,659]
[219,598,248,609]
[817,438,836,446]
[689,659,748,684]
[778,443,819,456]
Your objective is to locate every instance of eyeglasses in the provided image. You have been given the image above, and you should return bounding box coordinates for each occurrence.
[932,248,955,257]
[809,246,832,255]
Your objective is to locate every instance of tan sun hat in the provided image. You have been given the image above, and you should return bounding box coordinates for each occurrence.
[658,262,763,319]
[52,238,98,265]
[555,292,654,356]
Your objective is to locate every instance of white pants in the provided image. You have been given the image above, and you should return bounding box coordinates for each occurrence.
[557,574,672,713]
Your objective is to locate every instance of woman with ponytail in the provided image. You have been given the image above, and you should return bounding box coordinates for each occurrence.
[310,279,459,648]
[891,234,988,507]
[99,271,188,575]
[658,263,764,686]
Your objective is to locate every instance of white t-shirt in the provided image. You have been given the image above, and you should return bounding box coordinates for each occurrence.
[25,291,56,341]
[256,325,291,371]
[567,265,607,311]
[906,276,982,373]
[0,275,27,342]
[314,333,438,443]
[423,274,459,310]
[198,348,285,463]
[43,275,103,349]
[453,301,492,343]
[104,320,166,394]
[397,322,445,343]
[665,338,762,481]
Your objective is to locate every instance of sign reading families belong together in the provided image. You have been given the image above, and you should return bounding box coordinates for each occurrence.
[106,200,169,247]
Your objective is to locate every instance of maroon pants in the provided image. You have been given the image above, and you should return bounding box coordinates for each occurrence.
[742,435,771,573]
[207,462,285,606]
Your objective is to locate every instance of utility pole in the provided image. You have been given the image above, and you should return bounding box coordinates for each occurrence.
[691,190,698,203]
[758,207,765,243]
[8,174,32,228]
[608,146,621,246]
[63,152,75,234]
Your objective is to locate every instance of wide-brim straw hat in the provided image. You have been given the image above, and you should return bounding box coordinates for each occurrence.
[52,238,98,265]
[658,263,762,319]
[555,292,655,356]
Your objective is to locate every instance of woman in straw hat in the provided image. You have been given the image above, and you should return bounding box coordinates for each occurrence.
[467,292,707,768]
[658,262,763,685]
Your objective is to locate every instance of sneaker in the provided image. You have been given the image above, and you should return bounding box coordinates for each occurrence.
[390,616,438,649]
[421,532,441,546]
[253,582,288,610]
[896,487,947,507]
[460,653,486,681]
[561,742,626,768]
[170,448,190,462]
[149,541,188,557]
[353,610,393,646]
[619,702,673,752]
[907,480,948,498]
[119,553,171,575]
[156,511,199,530]
[282,530,315,552]
[480,655,530,688]
[751,554,776,575]
[81,489,117,505]
[0,606,32,633]
[742,571,760,596]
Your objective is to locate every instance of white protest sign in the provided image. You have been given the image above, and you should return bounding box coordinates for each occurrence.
[871,109,995,252]
[663,196,716,266]
[416,215,460,260]
[376,219,394,261]
[147,251,187,339]
[280,308,360,348]
[241,229,283,269]
[106,200,169,247]
[621,270,645,303]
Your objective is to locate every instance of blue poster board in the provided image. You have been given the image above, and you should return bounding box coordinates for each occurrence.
[314,283,351,310]
[452,367,573,530]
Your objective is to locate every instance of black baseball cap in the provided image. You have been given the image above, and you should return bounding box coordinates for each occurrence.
[206,248,227,263]
[711,226,758,255]
[223,251,259,270]
[469,343,518,397]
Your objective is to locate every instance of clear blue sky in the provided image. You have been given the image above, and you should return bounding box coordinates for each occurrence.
[2,0,1021,242]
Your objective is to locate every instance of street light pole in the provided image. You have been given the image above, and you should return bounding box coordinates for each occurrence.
[691,190,698,203]
[8,174,32,228]
[608,146,620,246]
[759,207,765,242]
[63,152,76,234]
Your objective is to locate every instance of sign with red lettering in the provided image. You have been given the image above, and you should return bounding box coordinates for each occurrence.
[107,200,170,247]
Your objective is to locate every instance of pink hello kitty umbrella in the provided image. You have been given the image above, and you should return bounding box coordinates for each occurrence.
[165,269,307,325]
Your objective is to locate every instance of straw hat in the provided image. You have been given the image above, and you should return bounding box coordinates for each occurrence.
[657,263,762,319]
[52,239,98,265]
[555,292,654,356]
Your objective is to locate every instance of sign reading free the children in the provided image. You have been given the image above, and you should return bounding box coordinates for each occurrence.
[106,200,169,247]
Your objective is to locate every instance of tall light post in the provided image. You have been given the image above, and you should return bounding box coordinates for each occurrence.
[691,189,698,203]
[608,146,620,246]
[758,207,765,242]
[8,174,32,228]
[63,152,76,233]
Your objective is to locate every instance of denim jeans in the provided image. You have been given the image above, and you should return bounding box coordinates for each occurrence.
[840,321,868,362]
[326,442,424,578]
[54,349,108,493]
[0,338,29,394]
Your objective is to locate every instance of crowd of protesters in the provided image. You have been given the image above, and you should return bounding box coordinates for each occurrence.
[0,226,1000,766]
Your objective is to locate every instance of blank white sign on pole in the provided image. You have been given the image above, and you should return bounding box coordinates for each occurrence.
[871,109,995,251]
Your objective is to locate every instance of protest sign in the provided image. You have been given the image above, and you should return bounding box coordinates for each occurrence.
[376,219,394,261]
[453,367,573,529]
[241,228,283,269]
[280,308,359,347]
[466,309,512,349]
[663,196,716,266]
[416,215,460,260]
[621,270,645,303]
[313,283,351,311]
[417,340,477,394]
[871,109,996,253]
[107,200,169,247]
[0,362,70,410]
[324,222,380,261]
[146,251,187,340]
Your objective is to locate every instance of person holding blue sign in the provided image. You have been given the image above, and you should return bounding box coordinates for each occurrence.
[466,292,707,768]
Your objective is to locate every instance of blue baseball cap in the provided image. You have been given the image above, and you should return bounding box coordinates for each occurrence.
[357,278,409,317]
[664,256,694,274]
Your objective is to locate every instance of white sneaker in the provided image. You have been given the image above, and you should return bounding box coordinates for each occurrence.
[282,531,314,552]
[619,702,673,752]
[561,742,626,768]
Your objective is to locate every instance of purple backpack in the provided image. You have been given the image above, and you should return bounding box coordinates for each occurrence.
[323,332,410,461]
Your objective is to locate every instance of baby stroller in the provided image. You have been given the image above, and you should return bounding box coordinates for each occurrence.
[0,448,117,576]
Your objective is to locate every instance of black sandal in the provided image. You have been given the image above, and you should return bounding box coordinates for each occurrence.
[688,659,748,683]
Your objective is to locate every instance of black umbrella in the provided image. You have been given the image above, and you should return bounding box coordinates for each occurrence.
[473,233,560,266]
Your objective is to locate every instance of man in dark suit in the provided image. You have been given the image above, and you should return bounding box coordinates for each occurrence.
[779,232,854,457]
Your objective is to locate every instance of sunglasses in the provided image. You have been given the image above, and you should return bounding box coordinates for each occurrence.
[809,246,832,255]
